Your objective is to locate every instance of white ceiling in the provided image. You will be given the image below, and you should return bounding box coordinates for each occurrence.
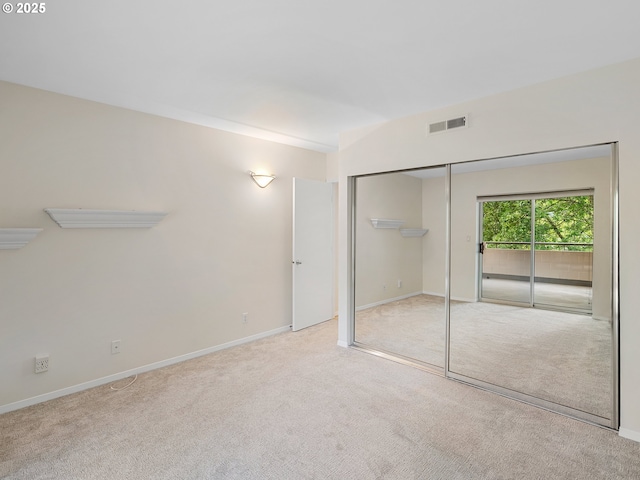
[1,1,639,152]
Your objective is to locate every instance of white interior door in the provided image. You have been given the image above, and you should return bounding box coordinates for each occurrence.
[292,178,334,331]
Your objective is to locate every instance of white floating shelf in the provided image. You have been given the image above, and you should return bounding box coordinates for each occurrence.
[44,209,168,229]
[0,228,43,249]
[400,228,429,238]
[370,218,405,229]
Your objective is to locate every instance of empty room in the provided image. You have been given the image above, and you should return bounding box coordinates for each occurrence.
[2,1,640,478]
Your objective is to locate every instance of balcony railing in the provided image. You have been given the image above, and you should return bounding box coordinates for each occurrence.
[482,243,593,284]
[484,241,593,252]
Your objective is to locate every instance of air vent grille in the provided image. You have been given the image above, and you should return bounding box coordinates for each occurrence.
[447,116,466,129]
[427,115,468,135]
[429,121,447,134]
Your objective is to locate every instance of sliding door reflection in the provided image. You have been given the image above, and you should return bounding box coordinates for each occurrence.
[533,195,594,314]
[480,199,532,305]
[353,167,446,369]
[480,195,594,314]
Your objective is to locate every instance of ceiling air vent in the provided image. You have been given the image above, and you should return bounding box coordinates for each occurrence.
[427,115,468,135]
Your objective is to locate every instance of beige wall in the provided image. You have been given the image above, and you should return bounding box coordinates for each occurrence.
[338,58,640,436]
[421,173,447,296]
[0,81,327,409]
[355,172,423,307]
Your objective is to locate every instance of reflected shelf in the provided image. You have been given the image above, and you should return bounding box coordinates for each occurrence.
[370,218,404,229]
[400,228,429,237]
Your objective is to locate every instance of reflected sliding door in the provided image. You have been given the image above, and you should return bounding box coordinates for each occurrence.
[479,193,594,315]
[480,199,532,305]
[533,195,594,314]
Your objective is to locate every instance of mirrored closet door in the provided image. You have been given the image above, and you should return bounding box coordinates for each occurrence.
[353,166,446,371]
[448,145,616,427]
[349,144,618,429]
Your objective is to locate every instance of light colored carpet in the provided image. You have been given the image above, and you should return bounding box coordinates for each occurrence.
[355,294,446,367]
[450,301,611,419]
[482,278,593,312]
[1,318,638,479]
[356,294,611,419]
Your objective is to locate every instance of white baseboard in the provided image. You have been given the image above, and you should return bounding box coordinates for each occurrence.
[619,427,640,443]
[451,296,478,303]
[0,325,291,415]
[355,291,479,311]
[422,290,445,297]
[423,291,478,303]
[355,292,422,312]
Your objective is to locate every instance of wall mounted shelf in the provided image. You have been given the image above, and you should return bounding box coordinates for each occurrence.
[400,228,429,237]
[370,218,405,229]
[0,228,43,249]
[44,209,168,229]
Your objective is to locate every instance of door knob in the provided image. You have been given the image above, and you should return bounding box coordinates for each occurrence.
[293,260,302,265]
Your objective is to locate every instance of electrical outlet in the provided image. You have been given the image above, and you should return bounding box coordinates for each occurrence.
[383,284,387,291]
[397,279,402,288]
[35,355,49,373]
[111,340,121,354]
[242,313,248,324]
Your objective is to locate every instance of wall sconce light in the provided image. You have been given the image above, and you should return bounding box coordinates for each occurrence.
[249,171,276,188]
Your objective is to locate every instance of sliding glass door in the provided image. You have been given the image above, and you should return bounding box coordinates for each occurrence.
[533,195,593,313]
[480,199,532,305]
[479,192,594,315]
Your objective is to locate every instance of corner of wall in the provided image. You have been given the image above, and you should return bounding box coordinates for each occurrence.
[326,151,340,183]
[619,428,640,444]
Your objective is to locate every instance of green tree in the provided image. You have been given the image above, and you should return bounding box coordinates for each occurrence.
[482,199,531,249]
[482,195,593,251]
